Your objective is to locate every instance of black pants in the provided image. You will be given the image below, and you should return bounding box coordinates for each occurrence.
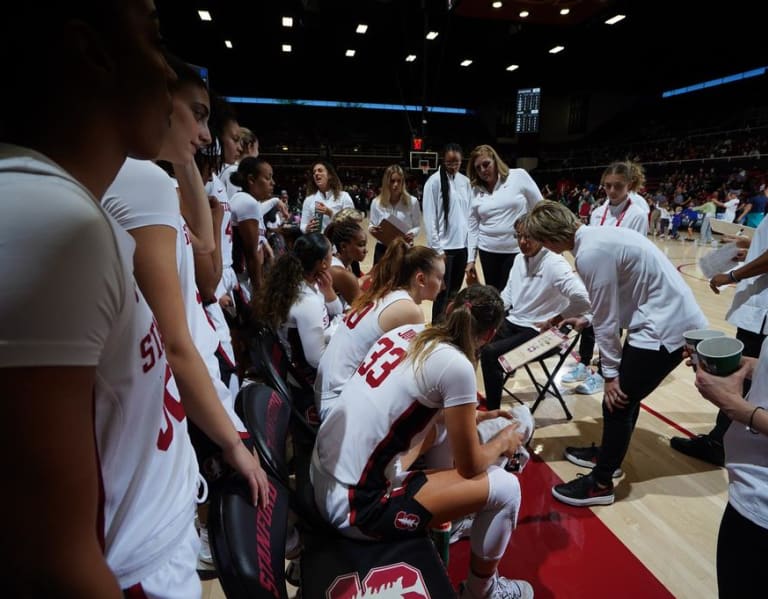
[478,249,517,291]
[593,342,683,484]
[431,248,468,324]
[717,503,768,598]
[577,325,596,365]
[709,327,766,442]
[480,320,539,411]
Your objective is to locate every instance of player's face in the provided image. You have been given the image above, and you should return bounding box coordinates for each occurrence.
[251,163,274,200]
[344,229,368,262]
[603,174,629,204]
[473,154,497,185]
[313,164,329,191]
[444,151,462,175]
[221,120,241,165]
[115,0,177,160]
[421,259,446,302]
[389,173,403,197]
[159,82,211,163]
[517,227,541,258]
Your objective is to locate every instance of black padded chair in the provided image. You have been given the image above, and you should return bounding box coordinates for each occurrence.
[504,330,581,420]
[223,380,457,599]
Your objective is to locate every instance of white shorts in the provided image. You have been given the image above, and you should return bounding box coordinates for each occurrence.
[122,523,201,599]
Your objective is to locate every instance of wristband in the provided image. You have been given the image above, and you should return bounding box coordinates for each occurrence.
[747,406,764,435]
[729,270,740,283]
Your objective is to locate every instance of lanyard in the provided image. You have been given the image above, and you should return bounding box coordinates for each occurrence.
[600,198,632,227]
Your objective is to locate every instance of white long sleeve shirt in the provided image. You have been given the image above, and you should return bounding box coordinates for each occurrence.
[468,169,543,262]
[629,191,651,214]
[572,226,707,378]
[727,216,768,334]
[589,196,648,234]
[368,194,421,238]
[422,169,472,253]
[501,247,592,330]
[300,190,355,233]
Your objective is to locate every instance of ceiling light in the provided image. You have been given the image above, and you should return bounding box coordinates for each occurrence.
[346,49,356,57]
[605,14,626,25]
[198,10,212,21]
[356,24,368,34]
[560,8,570,16]
[492,1,503,8]
[282,44,292,53]
[426,31,439,40]
[282,145,288,151]
[460,59,473,67]
[405,54,417,62]
[549,45,565,54]
[282,16,293,27]
[519,10,529,18]
[506,64,519,71]
[224,40,233,49]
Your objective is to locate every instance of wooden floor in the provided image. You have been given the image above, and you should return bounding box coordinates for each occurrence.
[204,227,734,599]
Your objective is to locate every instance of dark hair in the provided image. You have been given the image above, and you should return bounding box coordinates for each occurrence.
[350,240,439,313]
[165,54,207,93]
[325,219,363,253]
[439,143,464,228]
[230,156,269,191]
[307,160,342,199]
[408,285,504,369]
[252,233,330,329]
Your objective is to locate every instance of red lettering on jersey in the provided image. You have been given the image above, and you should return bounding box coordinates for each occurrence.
[357,337,407,388]
[397,328,418,341]
[344,302,374,330]
[225,219,233,241]
[157,365,186,451]
[326,563,430,599]
[140,319,165,373]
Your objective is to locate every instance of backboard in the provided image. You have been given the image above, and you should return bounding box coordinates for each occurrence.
[409,151,438,175]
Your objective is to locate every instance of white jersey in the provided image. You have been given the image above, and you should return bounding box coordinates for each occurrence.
[206,173,233,271]
[629,190,651,214]
[0,146,198,587]
[330,255,351,313]
[300,190,355,233]
[279,281,343,371]
[313,324,478,531]
[589,197,648,234]
[103,159,245,433]
[220,163,241,199]
[314,289,414,415]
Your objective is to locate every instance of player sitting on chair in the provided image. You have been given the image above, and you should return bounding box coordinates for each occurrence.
[480,217,592,411]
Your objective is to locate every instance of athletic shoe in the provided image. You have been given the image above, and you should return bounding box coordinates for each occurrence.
[670,434,724,467]
[198,526,214,565]
[552,472,614,507]
[459,575,534,599]
[449,514,474,544]
[574,372,604,395]
[564,444,623,478]
[285,558,301,587]
[561,362,589,383]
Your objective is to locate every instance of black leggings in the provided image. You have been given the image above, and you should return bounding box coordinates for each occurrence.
[478,249,517,291]
[431,248,468,324]
[479,321,540,410]
[717,502,768,598]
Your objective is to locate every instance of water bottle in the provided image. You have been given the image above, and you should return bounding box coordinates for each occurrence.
[430,521,451,566]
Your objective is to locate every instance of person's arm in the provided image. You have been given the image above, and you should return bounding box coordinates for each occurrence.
[551,260,592,324]
[625,211,648,235]
[378,298,425,332]
[175,161,215,255]
[710,246,768,292]
[519,170,545,208]
[736,202,752,223]
[292,293,333,369]
[299,196,314,233]
[695,358,765,432]
[406,196,422,240]
[421,176,443,253]
[1,366,122,598]
[331,266,361,306]
[236,218,264,293]
[194,197,224,303]
[368,199,383,231]
[129,224,268,506]
[465,197,480,276]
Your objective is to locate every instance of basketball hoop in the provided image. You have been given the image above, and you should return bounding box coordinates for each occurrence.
[420,165,430,176]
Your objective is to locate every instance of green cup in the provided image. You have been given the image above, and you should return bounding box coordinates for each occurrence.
[684,329,726,370]
[696,337,744,376]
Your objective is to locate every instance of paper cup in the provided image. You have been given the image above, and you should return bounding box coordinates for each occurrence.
[696,337,744,376]
[684,329,726,369]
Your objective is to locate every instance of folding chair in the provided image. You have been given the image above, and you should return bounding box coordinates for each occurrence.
[219,380,457,599]
[504,331,581,420]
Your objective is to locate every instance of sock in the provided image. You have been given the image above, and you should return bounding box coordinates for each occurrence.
[466,570,495,598]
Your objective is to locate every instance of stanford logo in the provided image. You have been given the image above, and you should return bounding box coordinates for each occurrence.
[393,511,420,531]
[326,563,430,599]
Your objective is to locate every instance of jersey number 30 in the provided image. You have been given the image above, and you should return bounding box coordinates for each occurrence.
[357,337,406,388]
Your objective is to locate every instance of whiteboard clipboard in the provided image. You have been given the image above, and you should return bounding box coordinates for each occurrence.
[710,219,755,239]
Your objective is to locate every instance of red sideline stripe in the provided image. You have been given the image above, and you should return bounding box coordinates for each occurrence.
[640,402,695,438]
[676,262,711,283]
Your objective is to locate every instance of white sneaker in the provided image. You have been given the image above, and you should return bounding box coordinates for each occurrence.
[561,362,589,383]
[574,373,604,395]
[197,526,215,570]
[449,514,474,544]
[459,575,534,599]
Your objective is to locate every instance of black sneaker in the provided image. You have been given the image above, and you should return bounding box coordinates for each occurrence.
[563,443,623,478]
[670,434,724,467]
[552,472,614,507]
